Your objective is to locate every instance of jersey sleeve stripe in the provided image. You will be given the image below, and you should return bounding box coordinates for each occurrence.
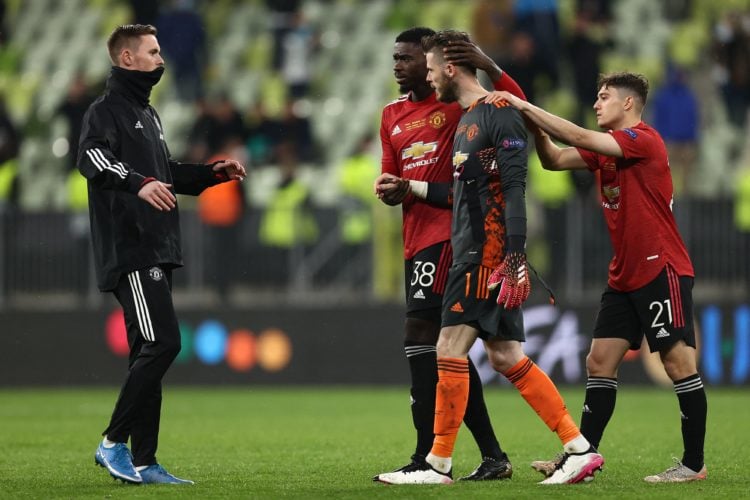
[87,148,127,179]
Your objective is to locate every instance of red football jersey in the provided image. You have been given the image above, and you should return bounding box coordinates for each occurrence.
[576,121,694,291]
[380,93,458,258]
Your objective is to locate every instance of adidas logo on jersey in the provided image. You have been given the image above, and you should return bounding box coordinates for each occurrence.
[413,289,426,299]
[450,302,464,313]
[655,327,670,339]
[135,121,144,129]
[392,124,402,135]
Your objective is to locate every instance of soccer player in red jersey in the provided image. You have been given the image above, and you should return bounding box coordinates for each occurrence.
[488,72,707,483]
[372,27,526,483]
[376,29,602,486]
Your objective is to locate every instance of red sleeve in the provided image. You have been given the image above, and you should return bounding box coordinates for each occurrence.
[492,71,527,101]
[575,147,601,172]
[379,110,398,176]
[610,127,654,160]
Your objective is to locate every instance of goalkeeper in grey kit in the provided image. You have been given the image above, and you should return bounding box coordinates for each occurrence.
[379,30,602,486]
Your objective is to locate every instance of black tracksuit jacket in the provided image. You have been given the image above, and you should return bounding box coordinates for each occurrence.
[78,66,224,291]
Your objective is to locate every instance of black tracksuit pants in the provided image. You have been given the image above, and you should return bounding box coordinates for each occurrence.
[103,266,181,467]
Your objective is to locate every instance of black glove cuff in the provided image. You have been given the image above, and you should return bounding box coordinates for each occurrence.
[506,235,526,254]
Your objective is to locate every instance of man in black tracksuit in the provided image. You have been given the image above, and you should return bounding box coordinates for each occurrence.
[79,24,246,485]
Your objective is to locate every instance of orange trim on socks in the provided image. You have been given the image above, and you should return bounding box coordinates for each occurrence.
[506,356,581,445]
[431,357,469,458]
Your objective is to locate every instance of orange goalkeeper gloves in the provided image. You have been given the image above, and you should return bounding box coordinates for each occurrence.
[487,251,531,309]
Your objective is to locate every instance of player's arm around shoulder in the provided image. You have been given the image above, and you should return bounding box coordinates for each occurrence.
[533,130,588,171]
[485,90,624,159]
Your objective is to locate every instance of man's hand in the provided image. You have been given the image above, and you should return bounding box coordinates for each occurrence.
[138,180,176,211]
[484,90,524,110]
[488,252,531,309]
[212,159,247,181]
[374,173,411,206]
[443,40,502,82]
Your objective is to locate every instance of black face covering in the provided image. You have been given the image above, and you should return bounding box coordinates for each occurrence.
[108,66,165,107]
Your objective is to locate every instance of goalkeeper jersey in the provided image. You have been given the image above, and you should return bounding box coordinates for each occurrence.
[576,121,694,291]
[450,98,528,269]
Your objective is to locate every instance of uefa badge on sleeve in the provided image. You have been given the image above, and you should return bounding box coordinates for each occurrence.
[148,267,164,281]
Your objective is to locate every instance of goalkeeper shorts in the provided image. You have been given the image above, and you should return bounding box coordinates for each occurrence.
[441,261,525,342]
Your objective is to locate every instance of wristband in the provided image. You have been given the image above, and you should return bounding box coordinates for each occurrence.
[409,180,428,199]
[140,176,157,187]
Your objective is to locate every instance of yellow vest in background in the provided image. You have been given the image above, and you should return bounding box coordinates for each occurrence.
[67,169,89,212]
[0,160,17,202]
[735,168,750,232]
[339,153,378,244]
[528,152,573,207]
[260,179,319,247]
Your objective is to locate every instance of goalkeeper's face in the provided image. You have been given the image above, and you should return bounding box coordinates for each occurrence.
[393,42,429,94]
[425,51,458,103]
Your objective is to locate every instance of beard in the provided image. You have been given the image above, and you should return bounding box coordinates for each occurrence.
[435,78,459,103]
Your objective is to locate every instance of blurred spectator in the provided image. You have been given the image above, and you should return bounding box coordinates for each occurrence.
[528,150,574,291]
[266,0,301,71]
[513,0,561,91]
[0,94,19,209]
[652,64,699,196]
[713,10,750,129]
[500,31,538,102]
[274,98,316,163]
[0,93,19,300]
[259,144,318,284]
[155,0,206,101]
[193,92,246,159]
[185,95,245,164]
[736,163,750,290]
[129,0,159,25]
[471,0,515,65]
[0,0,8,46]
[245,101,279,166]
[662,0,692,22]
[280,11,318,98]
[568,2,610,126]
[57,74,97,171]
[198,137,248,299]
[186,98,213,163]
[336,136,379,286]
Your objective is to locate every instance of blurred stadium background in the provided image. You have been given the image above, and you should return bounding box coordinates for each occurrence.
[0,0,748,387]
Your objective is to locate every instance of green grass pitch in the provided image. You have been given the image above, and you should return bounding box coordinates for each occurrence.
[0,386,746,499]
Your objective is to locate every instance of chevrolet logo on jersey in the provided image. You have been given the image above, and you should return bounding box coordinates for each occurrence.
[453,151,468,167]
[402,141,438,160]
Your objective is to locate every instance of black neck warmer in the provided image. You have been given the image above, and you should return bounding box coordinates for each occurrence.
[107,66,165,107]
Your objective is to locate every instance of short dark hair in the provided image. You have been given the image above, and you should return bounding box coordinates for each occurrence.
[107,24,157,64]
[421,30,477,75]
[395,27,435,45]
[597,72,649,106]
